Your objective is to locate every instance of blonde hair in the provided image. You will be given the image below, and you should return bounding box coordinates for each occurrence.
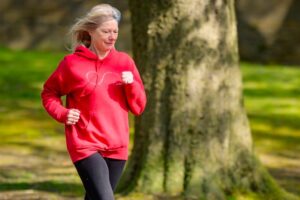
[69,4,121,51]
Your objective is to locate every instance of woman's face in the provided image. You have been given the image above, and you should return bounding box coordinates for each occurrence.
[90,19,118,53]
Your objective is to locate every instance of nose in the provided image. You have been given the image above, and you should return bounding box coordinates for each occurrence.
[109,32,117,41]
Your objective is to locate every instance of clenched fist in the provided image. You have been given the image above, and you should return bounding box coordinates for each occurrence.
[66,109,80,125]
[121,71,134,84]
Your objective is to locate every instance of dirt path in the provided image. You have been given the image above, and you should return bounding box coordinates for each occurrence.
[0,149,299,199]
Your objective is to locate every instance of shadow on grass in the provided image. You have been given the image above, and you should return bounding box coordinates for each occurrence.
[0,181,83,197]
[244,88,300,98]
[252,130,300,145]
[268,167,300,195]
[248,113,300,132]
[252,130,300,156]
[2,140,67,157]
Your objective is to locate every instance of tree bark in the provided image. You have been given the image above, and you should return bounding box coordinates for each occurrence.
[118,0,295,199]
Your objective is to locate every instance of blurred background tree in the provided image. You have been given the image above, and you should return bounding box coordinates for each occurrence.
[1,0,300,65]
[0,0,131,51]
[236,0,300,65]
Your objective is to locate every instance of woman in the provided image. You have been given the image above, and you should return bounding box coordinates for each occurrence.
[41,4,146,199]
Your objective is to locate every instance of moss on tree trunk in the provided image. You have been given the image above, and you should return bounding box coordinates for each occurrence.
[118,1,298,199]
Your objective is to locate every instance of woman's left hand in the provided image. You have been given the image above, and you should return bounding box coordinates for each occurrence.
[121,71,134,84]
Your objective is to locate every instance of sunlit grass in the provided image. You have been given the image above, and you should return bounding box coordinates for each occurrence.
[241,63,300,197]
[0,47,299,199]
[0,47,83,198]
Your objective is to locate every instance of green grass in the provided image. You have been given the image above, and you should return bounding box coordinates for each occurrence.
[242,63,300,197]
[0,47,299,199]
[0,47,83,199]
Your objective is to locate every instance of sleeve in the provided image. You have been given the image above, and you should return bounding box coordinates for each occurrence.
[124,58,147,116]
[41,58,70,123]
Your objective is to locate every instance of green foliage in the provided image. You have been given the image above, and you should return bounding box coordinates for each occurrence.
[0,48,299,199]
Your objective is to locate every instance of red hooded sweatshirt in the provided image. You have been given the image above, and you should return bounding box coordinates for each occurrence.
[41,45,146,163]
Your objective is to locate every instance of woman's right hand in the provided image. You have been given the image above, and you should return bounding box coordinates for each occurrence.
[66,109,81,125]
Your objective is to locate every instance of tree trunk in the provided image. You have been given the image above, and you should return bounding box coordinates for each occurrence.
[118,0,295,199]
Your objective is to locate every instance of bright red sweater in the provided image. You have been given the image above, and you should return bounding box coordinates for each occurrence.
[41,45,146,163]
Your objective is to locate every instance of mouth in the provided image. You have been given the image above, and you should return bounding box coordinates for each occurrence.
[105,42,114,46]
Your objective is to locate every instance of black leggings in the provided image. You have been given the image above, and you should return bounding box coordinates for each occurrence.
[74,152,126,200]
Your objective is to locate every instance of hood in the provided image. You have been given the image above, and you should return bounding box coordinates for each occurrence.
[74,45,98,60]
[74,45,115,61]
